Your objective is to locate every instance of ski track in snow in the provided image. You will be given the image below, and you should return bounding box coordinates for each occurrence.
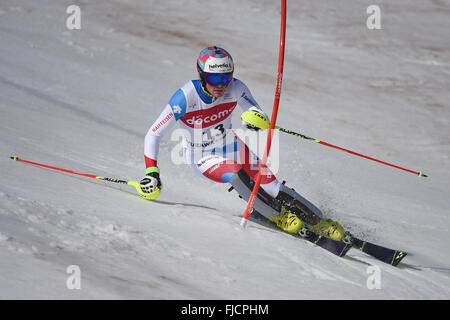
[1,0,450,299]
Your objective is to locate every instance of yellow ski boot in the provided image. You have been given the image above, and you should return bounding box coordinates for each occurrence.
[270,207,304,234]
[310,218,345,241]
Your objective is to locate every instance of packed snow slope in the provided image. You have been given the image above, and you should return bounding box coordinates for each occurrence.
[1,0,449,299]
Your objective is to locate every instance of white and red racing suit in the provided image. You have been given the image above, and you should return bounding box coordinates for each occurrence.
[144,78,281,197]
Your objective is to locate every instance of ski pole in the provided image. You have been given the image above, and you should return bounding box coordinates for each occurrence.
[9,156,160,199]
[274,127,428,178]
[241,111,428,178]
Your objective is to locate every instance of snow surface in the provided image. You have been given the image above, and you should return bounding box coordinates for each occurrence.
[1,0,449,299]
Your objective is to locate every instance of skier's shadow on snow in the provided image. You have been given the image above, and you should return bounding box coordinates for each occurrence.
[33,168,218,211]
[114,185,218,211]
[145,198,218,211]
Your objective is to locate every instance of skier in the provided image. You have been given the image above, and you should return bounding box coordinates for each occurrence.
[139,46,345,241]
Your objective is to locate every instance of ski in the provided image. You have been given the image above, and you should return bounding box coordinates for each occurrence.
[249,212,352,258]
[348,236,407,267]
[297,227,352,258]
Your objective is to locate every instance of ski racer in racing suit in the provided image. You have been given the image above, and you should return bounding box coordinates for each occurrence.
[139,46,345,240]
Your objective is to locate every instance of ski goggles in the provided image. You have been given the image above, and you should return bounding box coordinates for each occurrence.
[202,72,233,86]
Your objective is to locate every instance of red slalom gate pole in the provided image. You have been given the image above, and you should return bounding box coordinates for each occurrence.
[241,0,287,228]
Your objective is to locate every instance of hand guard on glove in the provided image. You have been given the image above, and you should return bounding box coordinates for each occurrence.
[241,110,268,131]
[139,167,162,196]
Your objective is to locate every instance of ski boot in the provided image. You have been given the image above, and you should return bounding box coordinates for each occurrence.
[269,206,304,234]
[276,184,347,241]
[228,169,343,238]
[309,218,346,241]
